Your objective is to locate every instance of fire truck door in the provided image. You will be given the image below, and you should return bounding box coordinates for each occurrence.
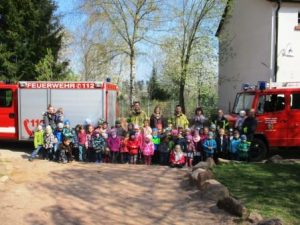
[257,93,287,147]
[288,92,300,146]
[0,86,18,139]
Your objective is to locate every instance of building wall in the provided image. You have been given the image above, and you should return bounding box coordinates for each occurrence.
[218,0,275,112]
[277,3,300,82]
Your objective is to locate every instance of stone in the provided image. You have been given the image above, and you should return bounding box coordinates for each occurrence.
[0,176,9,183]
[217,158,232,164]
[247,212,263,223]
[197,169,213,188]
[206,157,216,168]
[257,218,283,225]
[201,179,229,201]
[192,161,208,171]
[217,196,248,218]
[190,168,206,184]
[266,155,283,164]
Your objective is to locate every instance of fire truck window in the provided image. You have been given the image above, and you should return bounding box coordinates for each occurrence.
[291,93,300,110]
[0,89,13,107]
[258,94,285,114]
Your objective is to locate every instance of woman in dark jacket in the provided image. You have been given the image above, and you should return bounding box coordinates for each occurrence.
[150,106,165,130]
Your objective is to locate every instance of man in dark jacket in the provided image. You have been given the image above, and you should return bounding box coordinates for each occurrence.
[211,109,229,131]
[242,109,257,142]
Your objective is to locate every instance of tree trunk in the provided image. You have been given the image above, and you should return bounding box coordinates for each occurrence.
[179,82,185,114]
[129,50,136,105]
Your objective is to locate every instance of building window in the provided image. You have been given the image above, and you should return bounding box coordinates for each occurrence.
[298,12,300,24]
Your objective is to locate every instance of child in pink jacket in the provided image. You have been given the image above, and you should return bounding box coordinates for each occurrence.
[107,129,121,163]
[142,135,155,165]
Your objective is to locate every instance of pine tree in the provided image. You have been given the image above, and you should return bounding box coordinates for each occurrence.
[0,0,68,81]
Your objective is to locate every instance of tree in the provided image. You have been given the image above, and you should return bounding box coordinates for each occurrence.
[148,66,170,101]
[81,0,160,104]
[160,0,223,113]
[0,0,67,81]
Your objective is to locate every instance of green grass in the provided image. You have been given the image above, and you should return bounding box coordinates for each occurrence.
[213,163,300,225]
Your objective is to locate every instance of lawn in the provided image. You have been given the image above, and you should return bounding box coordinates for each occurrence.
[213,163,300,225]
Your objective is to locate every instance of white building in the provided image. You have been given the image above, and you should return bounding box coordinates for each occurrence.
[217,0,300,112]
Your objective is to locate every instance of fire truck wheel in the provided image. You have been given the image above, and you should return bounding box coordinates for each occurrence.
[250,138,268,162]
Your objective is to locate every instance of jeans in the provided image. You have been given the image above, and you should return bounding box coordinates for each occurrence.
[78,144,86,161]
[95,151,102,163]
[120,152,129,163]
[159,152,169,165]
[110,151,119,163]
[129,154,138,164]
[30,145,44,159]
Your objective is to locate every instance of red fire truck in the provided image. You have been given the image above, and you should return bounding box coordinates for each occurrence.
[0,81,118,141]
[227,81,300,161]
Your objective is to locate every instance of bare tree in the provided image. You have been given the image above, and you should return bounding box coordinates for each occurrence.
[81,0,160,104]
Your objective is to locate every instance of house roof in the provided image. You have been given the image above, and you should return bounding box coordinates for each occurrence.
[215,0,300,37]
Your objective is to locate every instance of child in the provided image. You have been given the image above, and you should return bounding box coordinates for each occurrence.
[235,110,246,133]
[58,137,72,163]
[237,135,250,161]
[210,124,217,137]
[29,125,44,161]
[192,129,202,165]
[72,124,81,161]
[54,108,64,125]
[215,128,229,160]
[77,126,87,162]
[120,132,130,164]
[158,135,170,165]
[126,132,140,164]
[62,120,74,160]
[151,128,161,164]
[229,130,241,160]
[185,135,195,167]
[169,145,185,168]
[107,129,121,163]
[143,119,152,137]
[142,135,155,165]
[92,131,106,163]
[115,120,126,137]
[44,125,56,160]
[53,122,64,161]
[203,132,217,160]
[86,125,95,162]
[177,131,187,153]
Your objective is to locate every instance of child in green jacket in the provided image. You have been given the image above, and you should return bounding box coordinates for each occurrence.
[29,125,44,161]
[237,135,250,161]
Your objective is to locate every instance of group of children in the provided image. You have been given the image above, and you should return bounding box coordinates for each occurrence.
[29,112,251,166]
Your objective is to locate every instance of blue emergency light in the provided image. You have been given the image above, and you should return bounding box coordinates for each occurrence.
[258,81,267,91]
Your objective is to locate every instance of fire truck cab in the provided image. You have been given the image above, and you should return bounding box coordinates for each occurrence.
[0,81,118,141]
[228,81,300,161]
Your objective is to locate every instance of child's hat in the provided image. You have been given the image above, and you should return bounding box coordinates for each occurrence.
[171,129,178,136]
[152,128,158,132]
[134,124,139,130]
[115,119,121,125]
[210,124,216,130]
[145,135,152,141]
[64,120,70,126]
[208,131,214,137]
[186,135,193,141]
[57,123,64,129]
[240,135,247,141]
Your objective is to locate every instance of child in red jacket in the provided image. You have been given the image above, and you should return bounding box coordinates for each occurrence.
[126,132,140,164]
[169,145,185,168]
[142,135,155,165]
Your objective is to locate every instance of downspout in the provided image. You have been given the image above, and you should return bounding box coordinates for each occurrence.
[274,0,282,82]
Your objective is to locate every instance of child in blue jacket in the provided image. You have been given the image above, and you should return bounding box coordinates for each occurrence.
[229,130,241,160]
[203,132,217,160]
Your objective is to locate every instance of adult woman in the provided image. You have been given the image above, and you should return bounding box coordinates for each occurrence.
[193,107,207,130]
[150,106,165,130]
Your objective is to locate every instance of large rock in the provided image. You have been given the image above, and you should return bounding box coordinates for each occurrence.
[192,158,216,171]
[257,219,283,225]
[190,168,206,184]
[266,155,283,164]
[0,175,9,183]
[247,212,263,223]
[217,196,248,218]
[200,179,229,201]
[197,169,213,188]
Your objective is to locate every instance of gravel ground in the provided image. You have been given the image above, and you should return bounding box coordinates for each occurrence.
[0,148,235,225]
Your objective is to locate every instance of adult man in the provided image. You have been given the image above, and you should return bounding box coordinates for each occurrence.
[242,109,257,142]
[172,105,189,129]
[43,104,56,129]
[129,101,148,127]
[211,109,229,131]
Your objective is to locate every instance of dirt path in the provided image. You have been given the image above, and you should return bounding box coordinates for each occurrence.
[0,149,235,225]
